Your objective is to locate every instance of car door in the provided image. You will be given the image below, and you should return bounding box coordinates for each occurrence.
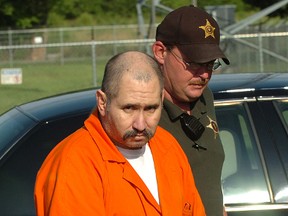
[0,111,90,216]
[215,96,288,216]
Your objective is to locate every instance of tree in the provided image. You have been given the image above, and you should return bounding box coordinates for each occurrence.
[0,0,57,29]
[0,0,286,29]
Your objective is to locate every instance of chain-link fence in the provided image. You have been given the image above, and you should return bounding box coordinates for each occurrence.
[0,25,288,77]
[0,25,288,78]
[0,24,288,86]
[0,25,155,87]
[0,24,287,114]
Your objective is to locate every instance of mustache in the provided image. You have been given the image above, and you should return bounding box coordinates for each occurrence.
[190,78,209,85]
[123,129,153,140]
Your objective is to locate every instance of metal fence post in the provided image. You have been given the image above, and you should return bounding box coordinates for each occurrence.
[258,33,264,73]
[60,28,64,65]
[8,29,13,67]
[91,42,97,87]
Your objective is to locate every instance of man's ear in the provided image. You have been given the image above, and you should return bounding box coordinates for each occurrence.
[152,41,166,65]
[96,90,107,116]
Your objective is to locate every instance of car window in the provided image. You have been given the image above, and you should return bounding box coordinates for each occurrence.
[0,109,36,157]
[277,100,288,128]
[274,99,288,194]
[215,101,270,204]
[0,113,88,216]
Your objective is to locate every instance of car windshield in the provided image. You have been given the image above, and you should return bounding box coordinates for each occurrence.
[0,109,37,157]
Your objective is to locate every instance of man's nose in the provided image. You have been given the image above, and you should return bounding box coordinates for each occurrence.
[132,112,147,132]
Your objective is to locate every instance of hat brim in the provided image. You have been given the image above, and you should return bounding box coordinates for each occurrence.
[177,44,230,65]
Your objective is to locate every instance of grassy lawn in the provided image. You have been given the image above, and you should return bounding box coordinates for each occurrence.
[0,60,106,114]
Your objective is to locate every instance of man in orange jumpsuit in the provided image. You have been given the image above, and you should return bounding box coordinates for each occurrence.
[34,51,205,216]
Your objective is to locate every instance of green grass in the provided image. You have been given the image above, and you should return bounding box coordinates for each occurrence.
[0,60,106,115]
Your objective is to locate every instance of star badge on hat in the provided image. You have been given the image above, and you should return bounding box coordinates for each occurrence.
[206,116,219,139]
[199,19,216,39]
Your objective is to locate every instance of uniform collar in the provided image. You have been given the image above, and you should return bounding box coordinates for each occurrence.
[163,88,208,120]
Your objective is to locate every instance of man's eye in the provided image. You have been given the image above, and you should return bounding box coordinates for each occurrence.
[123,105,134,112]
[145,106,157,113]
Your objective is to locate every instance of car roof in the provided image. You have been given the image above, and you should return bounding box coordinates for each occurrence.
[15,89,97,122]
[209,73,288,99]
[11,73,288,121]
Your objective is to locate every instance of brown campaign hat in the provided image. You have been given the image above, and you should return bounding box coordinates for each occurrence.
[156,5,230,65]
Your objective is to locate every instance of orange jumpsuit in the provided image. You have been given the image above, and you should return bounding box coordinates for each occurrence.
[34,111,205,216]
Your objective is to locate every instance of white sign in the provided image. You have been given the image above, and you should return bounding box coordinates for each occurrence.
[34,36,43,44]
[1,68,23,84]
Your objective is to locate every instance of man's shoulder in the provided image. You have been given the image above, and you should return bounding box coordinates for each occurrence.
[44,127,94,162]
[153,126,182,149]
[151,126,189,159]
[154,126,176,139]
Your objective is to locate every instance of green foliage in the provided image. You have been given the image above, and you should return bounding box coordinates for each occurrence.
[0,0,57,28]
[75,13,96,26]
[159,0,191,8]
[0,2,14,29]
[0,0,286,29]
[51,0,99,19]
[16,17,40,29]
[47,12,66,27]
[0,2,13,16]
[100,0,136,16]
